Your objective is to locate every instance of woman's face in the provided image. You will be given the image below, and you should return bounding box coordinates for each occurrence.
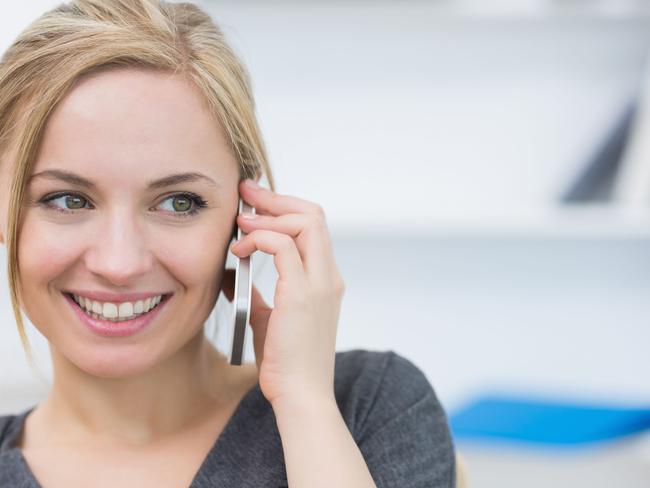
[0,68,240,378]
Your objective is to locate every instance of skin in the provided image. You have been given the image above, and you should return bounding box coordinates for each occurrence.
[0,67,377,486]
[0,68,250,448]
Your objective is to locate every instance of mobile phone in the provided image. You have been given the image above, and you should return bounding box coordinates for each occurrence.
[228,197,255,365]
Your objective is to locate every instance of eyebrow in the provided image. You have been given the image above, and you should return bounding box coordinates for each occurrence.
[27,169,220,190]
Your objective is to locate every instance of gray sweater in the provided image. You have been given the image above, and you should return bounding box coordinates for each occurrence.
[0,349,456,487]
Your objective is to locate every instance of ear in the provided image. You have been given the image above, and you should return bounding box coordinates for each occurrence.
[250,171,262,185]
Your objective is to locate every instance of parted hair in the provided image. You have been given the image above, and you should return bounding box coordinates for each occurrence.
[0,0,275,365]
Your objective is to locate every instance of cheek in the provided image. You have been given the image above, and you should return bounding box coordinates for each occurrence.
[18,218,86,291]
[149,219,234,289]
[16,217,85,334]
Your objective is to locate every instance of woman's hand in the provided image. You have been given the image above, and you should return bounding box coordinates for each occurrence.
[226,178,345,407]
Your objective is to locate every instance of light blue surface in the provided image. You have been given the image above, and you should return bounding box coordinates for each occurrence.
[451,394,650,446]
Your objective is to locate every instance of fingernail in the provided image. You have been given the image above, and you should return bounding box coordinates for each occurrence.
[240,212,256,219]
[244,178,261,189]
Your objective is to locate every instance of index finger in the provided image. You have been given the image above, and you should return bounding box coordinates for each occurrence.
[239,179,322,217]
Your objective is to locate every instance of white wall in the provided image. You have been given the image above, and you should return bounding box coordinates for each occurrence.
[206,4,650,232]
[3,3,650,232]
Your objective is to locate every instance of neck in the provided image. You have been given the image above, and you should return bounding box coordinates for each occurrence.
[42,331,231,447]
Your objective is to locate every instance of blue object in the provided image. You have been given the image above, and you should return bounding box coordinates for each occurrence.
[450,394,650,446]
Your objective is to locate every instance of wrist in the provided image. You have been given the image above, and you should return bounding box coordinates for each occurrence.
[271,390,339,418]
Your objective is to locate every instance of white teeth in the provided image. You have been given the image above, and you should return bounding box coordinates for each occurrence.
[70,293,163,321]
[102,303,118,318]
[118,302,133,318]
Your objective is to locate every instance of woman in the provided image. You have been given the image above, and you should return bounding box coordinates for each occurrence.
[0,1,457,486]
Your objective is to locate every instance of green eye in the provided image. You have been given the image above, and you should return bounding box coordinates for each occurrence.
[158,193,208,217]
[65,195,85,209]
[41,193,90,212]
[164,195,192,212]
[39,191,208,219]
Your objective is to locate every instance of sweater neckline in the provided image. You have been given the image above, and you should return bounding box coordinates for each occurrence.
[3,380,262,487]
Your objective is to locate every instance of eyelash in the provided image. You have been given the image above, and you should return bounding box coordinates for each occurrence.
[37,192,209,219]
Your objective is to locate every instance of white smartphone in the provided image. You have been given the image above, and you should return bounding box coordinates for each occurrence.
[228,197,255,365]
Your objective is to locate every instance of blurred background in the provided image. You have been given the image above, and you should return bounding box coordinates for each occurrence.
[2,0,650,486]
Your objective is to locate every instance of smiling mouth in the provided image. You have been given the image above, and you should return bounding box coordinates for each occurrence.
[63,292,172,323]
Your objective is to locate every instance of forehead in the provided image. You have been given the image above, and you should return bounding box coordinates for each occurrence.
[31,68,235,180]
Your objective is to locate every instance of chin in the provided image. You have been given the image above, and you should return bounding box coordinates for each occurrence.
[54,341,162,379]
[62,327,204,380]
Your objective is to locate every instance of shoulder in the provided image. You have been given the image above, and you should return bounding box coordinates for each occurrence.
[334,348,433,390]
[334,348,438,404]
[0,405,34,452]
[0,410,31,484]
[0,412,20,450]
[333,350,456,487]
[333,348,448,434]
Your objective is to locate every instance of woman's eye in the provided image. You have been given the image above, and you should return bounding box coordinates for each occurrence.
[38,192,208,219]
[40,193,91,213]
[157,193,208,218]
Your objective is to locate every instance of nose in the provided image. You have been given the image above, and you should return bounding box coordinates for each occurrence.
[84,206,154,286]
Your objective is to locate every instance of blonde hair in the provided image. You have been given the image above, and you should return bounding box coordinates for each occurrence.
[0,0,275,366]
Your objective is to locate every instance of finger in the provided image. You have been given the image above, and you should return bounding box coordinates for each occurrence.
[230,229,308,289]
[236,212,336,281]
[249,282,272,329]
[239,179,323,218]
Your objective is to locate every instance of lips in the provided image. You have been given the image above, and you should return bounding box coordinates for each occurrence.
[63,291,171,337]
[65,292,169,319]
[63,289,172,303]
